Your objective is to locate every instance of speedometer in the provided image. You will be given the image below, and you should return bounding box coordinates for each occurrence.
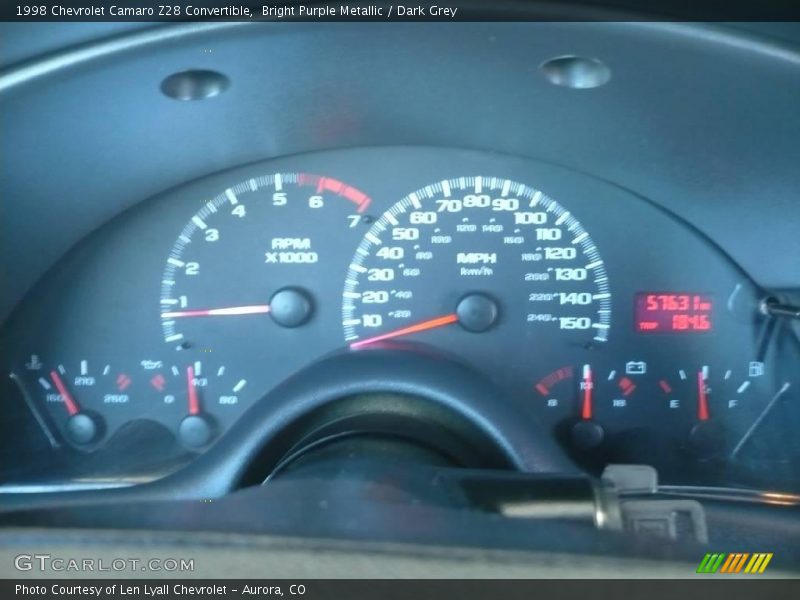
[342,176,611,352]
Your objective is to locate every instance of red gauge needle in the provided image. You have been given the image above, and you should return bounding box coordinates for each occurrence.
[50,370,79,416]
[350,313,459,349]
[187,366,200,415]
[162,305,271,318]
[697,369,710,421]
[580,364,593,420]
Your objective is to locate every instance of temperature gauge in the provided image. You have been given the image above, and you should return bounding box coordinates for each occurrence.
[29,359,134,446]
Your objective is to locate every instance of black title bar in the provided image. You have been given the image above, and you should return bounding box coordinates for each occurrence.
[3,0,800,22]
[6,579,800,600]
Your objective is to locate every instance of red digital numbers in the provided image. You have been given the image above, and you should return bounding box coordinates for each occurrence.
[671,314,711,330]
[635,293,712,333]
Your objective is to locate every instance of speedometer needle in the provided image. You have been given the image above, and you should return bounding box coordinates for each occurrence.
[350,313,459,349]
[162,305,271,318]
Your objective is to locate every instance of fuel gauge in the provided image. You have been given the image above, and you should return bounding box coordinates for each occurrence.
[654,361,787,459]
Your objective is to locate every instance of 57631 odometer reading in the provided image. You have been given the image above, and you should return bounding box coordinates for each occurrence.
[342,176,611,351]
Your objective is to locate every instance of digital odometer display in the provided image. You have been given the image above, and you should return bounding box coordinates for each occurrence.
[635,293,712,333]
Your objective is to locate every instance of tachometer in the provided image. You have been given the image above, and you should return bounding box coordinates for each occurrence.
[342,176,611,353]
[155,172,371,447]
[161,173,370,349]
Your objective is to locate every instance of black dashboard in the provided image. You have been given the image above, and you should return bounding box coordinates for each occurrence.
[1,18,799,574]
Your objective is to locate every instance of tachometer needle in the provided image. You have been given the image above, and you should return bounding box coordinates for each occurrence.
[697,369,710,421]
[50,370,79,416]
[162,305,271,318]
[350,313,459,349]
[187,366,200,415]
[581,364,593,420]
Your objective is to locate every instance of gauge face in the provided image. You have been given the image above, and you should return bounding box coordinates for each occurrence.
[161,173,370,349]
[153,172,370,448]
[6,171,373,454]
[22,357,244,450]
[3,148,797,492]
[533,357,796,486]
[342,176,611,357]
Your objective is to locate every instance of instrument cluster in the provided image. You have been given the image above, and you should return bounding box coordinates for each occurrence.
[1,147,797,492]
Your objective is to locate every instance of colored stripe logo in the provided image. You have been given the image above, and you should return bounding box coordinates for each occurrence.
[696,553,773,574]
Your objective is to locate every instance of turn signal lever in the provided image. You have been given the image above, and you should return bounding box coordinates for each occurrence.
[461,464,707,543]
